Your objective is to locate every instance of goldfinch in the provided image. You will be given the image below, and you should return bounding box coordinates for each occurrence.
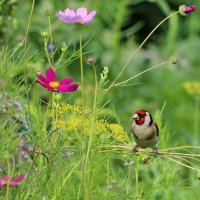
[131,110,159,154]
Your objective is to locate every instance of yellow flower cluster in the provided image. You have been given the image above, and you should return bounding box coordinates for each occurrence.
[54,103,90,115]
[49,104,128,142]
[183,81,200,96]
[108,124,128,142]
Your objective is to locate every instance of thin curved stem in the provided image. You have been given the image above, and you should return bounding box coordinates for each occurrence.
[163,156,197,170]
[114,60,172,87]
[23,0,35,50]
[105,11,180,93]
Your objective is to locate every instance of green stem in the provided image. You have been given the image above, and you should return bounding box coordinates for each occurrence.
[80,33,84,106]
[193,97,200,144]
[106,153,109,199]
[114,60,172,87]
[22,0,35,143]
[44,37,52,66]
[135,156,139,198]
[52,92,56,144]
[83,64,98,199]
[79,32,87,198]
[52,92,55,121]
[52,160,81,200]
[93,64,98,110]
[23,0,35,50]
[105,11,180,93]
[48,15,54,66]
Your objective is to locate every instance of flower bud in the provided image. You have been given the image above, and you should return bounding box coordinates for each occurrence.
[48,44,56,53]
[41,31,48,38]
[55,94,62,101]
[61,44,67,52]
[44,10,52,16]
[172,58,177,64]
[87,56,96,64]
[179,5,196,16]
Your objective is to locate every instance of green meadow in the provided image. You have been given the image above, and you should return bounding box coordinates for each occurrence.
[0,0,200,199]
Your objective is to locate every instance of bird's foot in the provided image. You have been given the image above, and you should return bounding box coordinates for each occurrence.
[142,156,151,164]
[153,148,159,157]
[132,144,139,153]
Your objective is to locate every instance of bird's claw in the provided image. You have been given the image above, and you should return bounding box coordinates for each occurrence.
[132,144,139,153]
[153,149,159,157]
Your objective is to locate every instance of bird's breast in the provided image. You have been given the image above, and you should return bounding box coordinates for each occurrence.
[132,124,148,139]
[132,123,157,140]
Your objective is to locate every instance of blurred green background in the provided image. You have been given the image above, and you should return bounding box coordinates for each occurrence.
[1,0,200,144]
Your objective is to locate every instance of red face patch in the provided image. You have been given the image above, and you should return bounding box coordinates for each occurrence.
[135,117,145,125]
[134,110,147,125]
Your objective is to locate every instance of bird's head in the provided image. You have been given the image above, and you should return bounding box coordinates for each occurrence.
[132,110,153,126]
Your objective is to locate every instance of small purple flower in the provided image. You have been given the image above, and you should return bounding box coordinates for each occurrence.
[48,44,56,53]
[56,7,96,24]
[179,5,196,16]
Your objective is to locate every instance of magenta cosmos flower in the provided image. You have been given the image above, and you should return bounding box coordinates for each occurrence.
[0,174,25,187]
[179,5,196,16]
[56,7,96,24]
[36,67,79,93]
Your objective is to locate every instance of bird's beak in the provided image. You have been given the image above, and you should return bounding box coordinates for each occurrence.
[132,114,139,120]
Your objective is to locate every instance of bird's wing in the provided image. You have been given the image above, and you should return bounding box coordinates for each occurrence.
[154,123,159,136]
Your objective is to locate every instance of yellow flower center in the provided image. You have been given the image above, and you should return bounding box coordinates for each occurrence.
[1,180,7,185]
[49,81,60,90]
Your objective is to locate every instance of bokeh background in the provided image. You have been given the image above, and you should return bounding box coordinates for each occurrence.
[1,0,199,144]
[0,0,200,198]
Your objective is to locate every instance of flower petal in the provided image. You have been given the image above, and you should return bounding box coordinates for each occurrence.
[14,174,25,183]
[56,12,82,24]
[83,10,96,24]
[3,175,9,181]
[36,73,48,84]
[76,7,88,18]
[63,16,82,24]
[56,11,66,19]
[59,77,74,85]
[0,178,6,186]
[46,68,56,82]
[58,84,79,92]
[36,80,52,90]
[64,8,76,17]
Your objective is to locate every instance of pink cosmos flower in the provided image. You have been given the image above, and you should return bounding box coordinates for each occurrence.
[0,174,25,187]
[56,7,96,24]
[36,67,79,93]
[179,5,196,16]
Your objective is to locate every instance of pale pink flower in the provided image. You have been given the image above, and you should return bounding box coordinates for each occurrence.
[56,7,96,24]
